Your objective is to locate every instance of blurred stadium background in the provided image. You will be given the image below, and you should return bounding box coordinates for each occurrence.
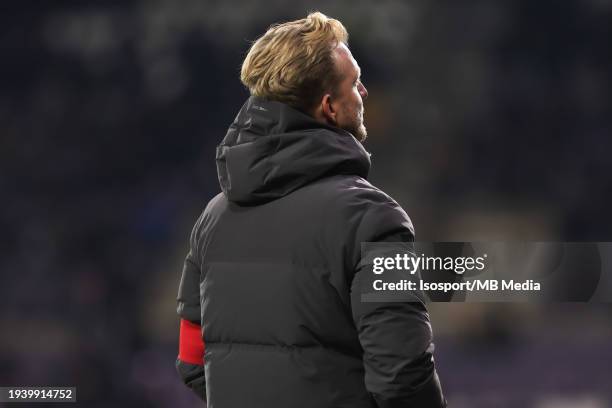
[1,1,611,406]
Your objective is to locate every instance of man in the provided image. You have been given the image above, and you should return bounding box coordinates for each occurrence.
[176,12,446,407]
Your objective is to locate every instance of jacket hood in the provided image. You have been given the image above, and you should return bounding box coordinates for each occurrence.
[216,96,371,205]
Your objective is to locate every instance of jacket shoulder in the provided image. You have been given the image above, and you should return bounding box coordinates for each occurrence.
[189,193,227,259]
[317,175,414,242]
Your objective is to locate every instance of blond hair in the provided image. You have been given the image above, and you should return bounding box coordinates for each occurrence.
[241,12,348,114]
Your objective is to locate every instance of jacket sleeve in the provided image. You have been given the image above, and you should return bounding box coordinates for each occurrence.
[348,188,446,408]
[176,231,206,401]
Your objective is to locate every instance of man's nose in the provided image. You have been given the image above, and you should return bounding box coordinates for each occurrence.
[359,83,368,99]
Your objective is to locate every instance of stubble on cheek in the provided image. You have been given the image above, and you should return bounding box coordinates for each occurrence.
[356,104,367,142]
[338,102,367,142]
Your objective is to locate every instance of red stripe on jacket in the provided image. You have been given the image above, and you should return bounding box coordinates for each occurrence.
[178,319,205,366]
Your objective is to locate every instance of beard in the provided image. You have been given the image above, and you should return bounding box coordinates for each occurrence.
[340,106,368,143]
[354,122,367,143]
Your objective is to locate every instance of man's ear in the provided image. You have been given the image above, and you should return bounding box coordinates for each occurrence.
[320,93,337,126]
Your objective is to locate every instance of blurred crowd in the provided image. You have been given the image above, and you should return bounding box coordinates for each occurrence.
[1,1,611,406]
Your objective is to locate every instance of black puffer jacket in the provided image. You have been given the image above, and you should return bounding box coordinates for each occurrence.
[176,96,446,407]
